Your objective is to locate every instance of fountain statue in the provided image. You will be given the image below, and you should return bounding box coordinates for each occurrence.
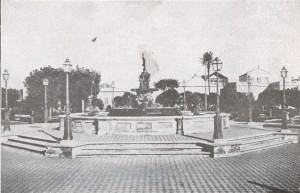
[109,54,180,116]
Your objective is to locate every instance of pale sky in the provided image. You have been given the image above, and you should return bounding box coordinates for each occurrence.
[2,1,300,90]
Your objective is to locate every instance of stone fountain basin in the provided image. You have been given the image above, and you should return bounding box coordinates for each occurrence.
[60,113,230,136]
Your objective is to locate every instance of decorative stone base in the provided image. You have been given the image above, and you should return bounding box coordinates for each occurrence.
[45,140,80,159]
[281,129,292,134]
[213,143,242,158]
[204,132,299,158]
[61,113,231,136]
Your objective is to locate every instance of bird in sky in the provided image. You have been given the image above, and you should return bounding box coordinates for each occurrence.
[91,37,97,42]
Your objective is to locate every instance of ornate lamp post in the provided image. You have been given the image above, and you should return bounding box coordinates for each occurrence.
[111,81,115,108]
[63,58,73,140]
[247,75,253,122]
[212,58,223,139]
[182,80,187,110]
[43,78,49,123]
[3,69,10,134]
[281,67,288,130]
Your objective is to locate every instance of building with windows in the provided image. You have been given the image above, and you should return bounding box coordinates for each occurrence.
[97,82,129,109]
[235,66,270,99]
[268,76,300,91]
[178,72,228,94]
[203,72,228,94]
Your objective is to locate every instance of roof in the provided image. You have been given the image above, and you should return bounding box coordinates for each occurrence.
[239,66,269,77]
[201,72,228,80]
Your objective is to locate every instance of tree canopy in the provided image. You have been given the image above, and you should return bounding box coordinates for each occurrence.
[256,88,300,109]
[114,92,139,108]
[155,89,180,107]
[154,79,179,90]
[201,51,214,93]
[220,84,254,117]
[1,88,21,109]
[180,91,204,112]
[24,66,101,121]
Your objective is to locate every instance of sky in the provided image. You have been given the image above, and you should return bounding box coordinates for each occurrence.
[2,1,300,91]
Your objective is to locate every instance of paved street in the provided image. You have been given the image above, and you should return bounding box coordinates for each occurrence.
[2,143,299,193]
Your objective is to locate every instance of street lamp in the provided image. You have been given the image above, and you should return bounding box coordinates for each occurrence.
[3,69,10,133]
[111,81,115,108]
[281,67,288,130]
[182,80,187,111]
[247,75,253,122]
[43,78,49,123]
[63,58,73,140]
[212,57,223,139]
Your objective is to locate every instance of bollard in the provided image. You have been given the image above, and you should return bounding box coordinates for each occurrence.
[175,117,184,135]
[30,111,35,124]
[3,110,10,133]
[92,119,99,135]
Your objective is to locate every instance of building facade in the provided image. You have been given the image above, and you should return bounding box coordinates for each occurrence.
[268,76,300,91]
[235,66,270,99]
[97,83,129,109]
[179,72,228,94]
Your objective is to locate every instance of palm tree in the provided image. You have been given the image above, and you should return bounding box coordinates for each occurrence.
[202,51,214,94]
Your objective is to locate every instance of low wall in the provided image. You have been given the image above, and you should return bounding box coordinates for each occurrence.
[59,113,230,135]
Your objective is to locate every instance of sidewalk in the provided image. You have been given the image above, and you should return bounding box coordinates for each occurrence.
[1,121,59,136]
[2,143,299,193]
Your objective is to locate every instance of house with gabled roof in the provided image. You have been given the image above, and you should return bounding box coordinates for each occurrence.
[236,66,270,99]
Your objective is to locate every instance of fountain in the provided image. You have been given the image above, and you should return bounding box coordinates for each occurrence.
[109,54,181,116]
[60,54,230,135]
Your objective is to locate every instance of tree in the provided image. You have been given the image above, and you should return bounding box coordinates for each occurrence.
[220,84,253,119]
[255,88,300,117]
[154,79,179,90]
[91,97,104,110]
[24,66,101,122]
[70,66,101,112]
[155,89,180,107]
[1,88,20,109]
[201,51,214,94]
[180,91,204,112]
[114,92,139,108]
[286,88,300,110]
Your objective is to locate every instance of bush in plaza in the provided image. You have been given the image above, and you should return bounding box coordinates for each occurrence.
[155,89,180,107]
[114,92,139,108]
[91,97,104,110]
[220,84,253,119]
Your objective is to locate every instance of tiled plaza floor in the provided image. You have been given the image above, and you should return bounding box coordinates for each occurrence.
[2,143,300,193]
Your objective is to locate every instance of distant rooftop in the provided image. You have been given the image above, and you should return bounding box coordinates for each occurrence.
[239,66,269,77]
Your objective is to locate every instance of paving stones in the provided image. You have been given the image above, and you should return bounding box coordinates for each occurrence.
[2,143,300,193]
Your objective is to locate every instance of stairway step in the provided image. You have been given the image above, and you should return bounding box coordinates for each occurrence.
[229,132,275,142]
[76,149,211,157]
[241,140,292,153]
[8,137,57,148]
[239,136,284,146]
[81,143,203,150]
[83,141,201,144]
[17,134,58,143]
[2,141,46,154]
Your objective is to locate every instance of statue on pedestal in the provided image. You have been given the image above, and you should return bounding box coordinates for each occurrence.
[131,54,158,108]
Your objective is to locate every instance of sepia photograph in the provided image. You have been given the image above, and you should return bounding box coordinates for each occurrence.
[1,1,300,192]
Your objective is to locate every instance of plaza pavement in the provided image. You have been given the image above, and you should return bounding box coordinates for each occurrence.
[2,143,300,193]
